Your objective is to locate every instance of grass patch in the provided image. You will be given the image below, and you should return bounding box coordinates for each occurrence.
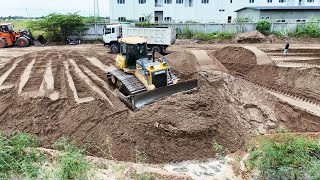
[247,133,320,179]
[0,133,93,179]
[177,26,233,41]
[53,138,92,180]
[0,132,45,179]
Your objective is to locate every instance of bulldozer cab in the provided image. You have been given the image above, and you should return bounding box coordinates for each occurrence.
[118,37,147,69]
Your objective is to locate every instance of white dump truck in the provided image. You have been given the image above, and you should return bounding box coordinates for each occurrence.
[103,23,176,54]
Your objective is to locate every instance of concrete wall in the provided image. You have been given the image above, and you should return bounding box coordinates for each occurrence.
[70,22,311,40]
[109,0,320,23]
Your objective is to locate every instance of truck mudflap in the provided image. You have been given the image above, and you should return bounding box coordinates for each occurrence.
[117,79,198,111]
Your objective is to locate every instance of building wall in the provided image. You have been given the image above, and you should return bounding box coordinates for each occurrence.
[109,0,320,23]
[260,10,320,21]
[236,9,261,22]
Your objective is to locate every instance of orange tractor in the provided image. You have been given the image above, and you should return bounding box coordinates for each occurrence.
[0,23,45,48]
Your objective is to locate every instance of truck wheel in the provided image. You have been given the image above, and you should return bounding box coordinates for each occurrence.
[16,37,29,47]
[0,38,6,48]
[152,46,162,54]
[110,44,120,53]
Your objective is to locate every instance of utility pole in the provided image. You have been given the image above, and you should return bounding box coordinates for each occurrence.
[93,0,100,39]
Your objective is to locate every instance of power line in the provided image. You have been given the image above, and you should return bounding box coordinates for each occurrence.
[94,0,100,18]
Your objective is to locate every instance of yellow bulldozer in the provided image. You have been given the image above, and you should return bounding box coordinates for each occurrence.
[107,37,197,110]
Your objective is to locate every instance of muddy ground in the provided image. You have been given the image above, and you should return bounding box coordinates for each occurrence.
[0,44,319,164]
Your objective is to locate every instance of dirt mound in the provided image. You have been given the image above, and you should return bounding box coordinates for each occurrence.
[166,51,199,79]
[235,30,266,43]
[213,46,257,65]
[0,48,285,163]
[0,46,319,164]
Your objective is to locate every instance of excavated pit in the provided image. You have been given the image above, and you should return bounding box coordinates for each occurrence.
[0,45,319,164]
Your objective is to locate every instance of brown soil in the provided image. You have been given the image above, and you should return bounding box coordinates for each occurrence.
[0,47,286,164]
[213,46,257,65]
[165,51,199,80]
[0,45,319,165]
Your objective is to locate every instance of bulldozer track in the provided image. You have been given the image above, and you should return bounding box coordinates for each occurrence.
[243,78,320,117]
[274,61,320,68]
[0,50,117,107]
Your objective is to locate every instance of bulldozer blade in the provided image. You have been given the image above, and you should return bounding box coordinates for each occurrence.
[33,39,42,46]
[131,79,198,110]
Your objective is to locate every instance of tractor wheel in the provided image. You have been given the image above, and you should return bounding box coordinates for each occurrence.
[152,46,162,54]
[16,37,29,47]
[110,44,120,54]
[0,38,6,48]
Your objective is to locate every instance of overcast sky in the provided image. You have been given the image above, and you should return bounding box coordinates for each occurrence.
[0,0,109,17]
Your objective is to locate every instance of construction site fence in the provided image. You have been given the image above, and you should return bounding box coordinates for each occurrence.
[69,21,314,40]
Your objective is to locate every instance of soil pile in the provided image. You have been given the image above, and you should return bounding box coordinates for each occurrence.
[212,46,257,75]
[235,30,266,43]
[166,51,199,79]
[213,46,257,65]
[0,48,284,163]
[0,47,319,164]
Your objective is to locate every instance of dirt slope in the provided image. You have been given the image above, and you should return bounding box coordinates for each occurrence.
[0,46,319,164]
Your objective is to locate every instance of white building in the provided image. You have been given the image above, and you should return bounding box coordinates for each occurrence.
[109,0,320,23]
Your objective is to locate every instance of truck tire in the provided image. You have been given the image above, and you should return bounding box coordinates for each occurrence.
[16,37,29,47]
[0,38,6,48]
[152,46,162,54]
[110,44,120,54]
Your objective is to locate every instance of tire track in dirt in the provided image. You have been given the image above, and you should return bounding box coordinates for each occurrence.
[23,53,51,93]
[63,61,95,104]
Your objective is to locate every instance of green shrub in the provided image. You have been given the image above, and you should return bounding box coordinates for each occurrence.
[0,132,45,179]
[248,133,320,179]
[256,20,271,35]
[53,138,92,180]
[293,22,320,38]
[176,26,195,39]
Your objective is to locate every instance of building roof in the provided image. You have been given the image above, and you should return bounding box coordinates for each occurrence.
[235,6,320,12]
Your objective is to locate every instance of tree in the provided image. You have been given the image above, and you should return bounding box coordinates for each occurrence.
[29,13,87,42]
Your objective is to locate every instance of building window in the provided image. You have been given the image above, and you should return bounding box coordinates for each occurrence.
[261,16,270,19]
[267,0,272,2]
[165,0,172,3]
[176,0,183,4]
[276,19,286,22]
[117,0,125,4]
[249,0,254,3]
[201,0,209,3]
[219,9,225,12]
[139,17,145,22]
[230,0,232,3]
[185,0,193,6]
[279,0,286,3]
[296,19,306,22]
[118,17,126,21]
[307,0,314,2]
[228,16,232,23]
[139,0,146,4]
[164,17,172,22]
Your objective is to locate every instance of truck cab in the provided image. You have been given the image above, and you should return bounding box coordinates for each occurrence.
[103,24,122,53]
